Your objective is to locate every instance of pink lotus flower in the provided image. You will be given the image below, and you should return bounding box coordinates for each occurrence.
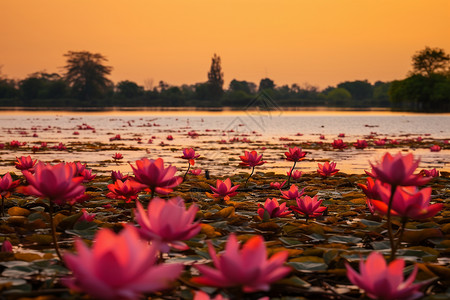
[77,209,96,222]
[258,198,291,219]
[1,240,13,253]
[290,195,327,219]
[209,178,239,201]
[135,197,201,253]
[430,144,441,152]
[189,169,202,175]
[0,172,20,199]
[338,133,345,137]
[281,184,305,200]
[345,252,423,300]
[192,234,290,292]
[130,158,182,196]
[353,139,368,149]
[63,226,183,300]
[331,139,347,150]
[21,162,85,206]
[287,169,302,180]
[166,135,174,140]
[317,161,340,177]
[9,140,23,148]
[107,179,142,203]
[320,135,325,140]
[181,148,200,165]
[15,156,37,172]
[284,147,306,162]
[369,153,429,187]
[112,152,123,161]
[374,139,386,146]
[358,177,388,215]
[390,139,399,145]
[54,142,67,151]
[80,168,96,183]
[371,183,443,220]
[239,150,266,167]
[111,170,128,181]
[270,181,286,189]
[420,168,439,178]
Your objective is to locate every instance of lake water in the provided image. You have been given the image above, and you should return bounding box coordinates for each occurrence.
[1,110,449,177]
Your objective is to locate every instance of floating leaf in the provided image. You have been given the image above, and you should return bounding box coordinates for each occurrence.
[288,261,328,272]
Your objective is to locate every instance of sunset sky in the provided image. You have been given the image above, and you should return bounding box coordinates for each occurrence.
[1,0,449,90]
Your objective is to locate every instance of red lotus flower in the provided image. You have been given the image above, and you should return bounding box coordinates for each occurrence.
[270,181,286,189]
[317,161,340,177]
[374,139,386,146]
[372,182,443,220]
[111,170,128,181]
[80,168,96,183]
[287,169,302,180]
[209,178,239,201]
[290,195,327,219]
[320,135,325,140]
[258,198,291,219]
[166,135,174,140]
[130,158,182,196]
[369,152,429,187]
[15,156,37,173]
[345,252,423,300]
[192,234,290,292]
[239,150,266,167]
[63,226,183,300]
[107,179,142,203]
[77,209,96,223]
[189,169,202,175]
[112,152,124,160]
[331,139,347,150]
[181,148,200,165]
[430,144,441,152]
[338,133,345,137]
[21,162,85,206]
[135,197,201,253]
[353,139,368,149]
[0,173,20,199]
[1,240,13,253]
[420,168,439,178]
[358,177,388,215]
[281,184,305,200]
[284,147,306,162]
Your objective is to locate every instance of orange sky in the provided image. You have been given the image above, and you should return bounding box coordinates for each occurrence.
[1,0,449,89]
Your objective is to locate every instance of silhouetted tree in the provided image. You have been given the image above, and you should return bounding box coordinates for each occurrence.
[337,80,373,101]
[207,54,224,99]
[63,51,113,101]
[116,80,144,98]
[412,47,450,77]
[229,79,256,94]
[258,78,275,91]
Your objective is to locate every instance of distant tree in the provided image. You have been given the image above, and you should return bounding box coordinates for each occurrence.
[412,46,450,77]
[229,79,256,94]
[63,51,113,101]
[158,80,169,92]
[258,78,275,91]
[0,68,17,99]
[337,80,373,101]
[207,54,224,99]
[327,88,352,105]
[116,80,144,98]
[19,72,68,104]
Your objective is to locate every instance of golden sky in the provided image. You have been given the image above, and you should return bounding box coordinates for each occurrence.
[1,0,449,89]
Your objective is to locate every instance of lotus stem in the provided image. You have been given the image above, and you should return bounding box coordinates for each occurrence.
[49,201,63,261]
[244,166,255,187]
[287,161,297,187]
[394,218,408,255]
[387,184,397,261]
[1,198,4,217]
[183,162,191,181]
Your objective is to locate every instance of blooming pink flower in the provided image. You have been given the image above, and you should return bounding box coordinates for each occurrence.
[420,168,439,178]
[135,197,201,253]
[320,135,325,140]
[390,139,399,145]
[15,156,37,173]
[77,209,96,222]
[430,144,441,152]
[270,181,286,189]
[111,170,128,181]
[130,158,182,195]
[192,234,290,292]
[371,183,443,220]
[112,153,124,160]
[331,139,347,150]
[374,139,386,146]
[284,147,306,162]
[287,169,302,181]
[80,168,96,183]
[209,178,239,201]
[63,226,183,300]
[107,179,142,203]
[9,140,23,148]
[345,252,423,300]
[239,150,266,167]
[54,142,67,151]
[189,169,202,175]
[1,240,13,253]
[290,195,327,218]
[317,161,340,177]
[281,184,305,200]
[181,148,200,165]
[258,198,291,219]
[338,133,345,137]
[353,139,368,149]
[358,177,388,215]
[0,173,20,199]
[166,135,174,140]
[369,152,430,186]
[21,162,85,205]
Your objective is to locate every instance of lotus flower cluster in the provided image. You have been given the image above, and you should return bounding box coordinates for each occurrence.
[134,197,201,253]
[353,139,368,149]
[107,179,142,203]
[331,139,347,150]
[346,252,423,300]
[257,198,291,219]
[193,234,290,292]
[290,195,327,219]
[63,226,183,300]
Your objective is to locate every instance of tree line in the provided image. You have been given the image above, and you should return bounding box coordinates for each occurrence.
[0,47,448,111]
